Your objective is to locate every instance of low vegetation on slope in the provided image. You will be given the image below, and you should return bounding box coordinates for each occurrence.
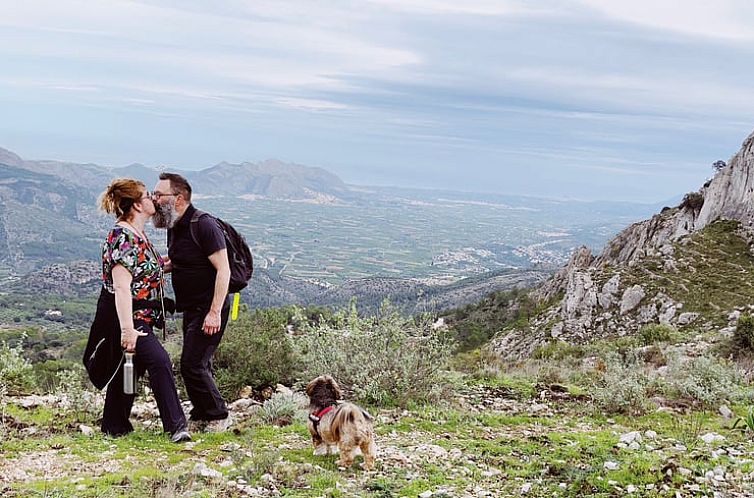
[3,295,754,497]
[615,219,754,326]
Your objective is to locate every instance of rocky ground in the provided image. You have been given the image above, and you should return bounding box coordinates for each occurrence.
[2,382,754,497]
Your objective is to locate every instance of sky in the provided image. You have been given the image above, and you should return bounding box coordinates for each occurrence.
[1,0,753,202]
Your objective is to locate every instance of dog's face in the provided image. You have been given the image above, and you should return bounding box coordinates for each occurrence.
[306,375,342,410]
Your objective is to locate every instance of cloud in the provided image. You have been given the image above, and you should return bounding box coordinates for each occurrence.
[274,98,350,112]
[574,0,754,41]
[1,0,751,201]
[500,65,754,118]
[1,0,421,90]
[365,0,554,16]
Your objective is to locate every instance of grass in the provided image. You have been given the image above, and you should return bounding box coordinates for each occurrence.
[616,220,754,328]
[4,377,754,498]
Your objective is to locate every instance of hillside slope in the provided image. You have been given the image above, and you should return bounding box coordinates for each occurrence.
[489,129,754,360]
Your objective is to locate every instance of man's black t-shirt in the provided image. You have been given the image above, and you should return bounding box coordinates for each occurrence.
[168,204,226,311]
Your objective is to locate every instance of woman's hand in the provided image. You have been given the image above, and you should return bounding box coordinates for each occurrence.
[121,327,147,352]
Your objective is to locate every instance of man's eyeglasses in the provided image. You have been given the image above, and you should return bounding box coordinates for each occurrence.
[151,192,177,200]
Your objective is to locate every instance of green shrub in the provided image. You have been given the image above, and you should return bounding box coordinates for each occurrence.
[214,307,300,400]
[32,359,80,393]
[532,340,585,360]
[660,355,748,407]
[295,300,456,407]
[734,314,754,352]
[593,349,749,413]
[56,366,101,422]
[450,348,483,373]
[0,334,36,395]
[258,391,308,426]
[681,191,704,211]
[640,345,667,367]
[592,353,654,415]
[638,323,675,345]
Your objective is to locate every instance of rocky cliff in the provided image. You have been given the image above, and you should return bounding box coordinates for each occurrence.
[491,129,754,360]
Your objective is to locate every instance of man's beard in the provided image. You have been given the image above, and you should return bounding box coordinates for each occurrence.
[152,201,179,229]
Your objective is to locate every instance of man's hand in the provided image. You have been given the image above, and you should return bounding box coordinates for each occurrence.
[121,327,147,352]
[202,309,222,335]
[162,257,173,273]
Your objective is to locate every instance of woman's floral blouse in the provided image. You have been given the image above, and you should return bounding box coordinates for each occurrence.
[102,226,164,324]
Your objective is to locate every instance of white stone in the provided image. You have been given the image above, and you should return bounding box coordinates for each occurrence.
[620,285,645,315]
[644,430,657,440]
[193,463,223,480]
[627,484,637,493]
[620,431,643,444]
[658,305,676,324]
[700,433,726,444]
[599,274,621,310]
[719,326,736,337]
[79,424,94,436]
[677,312,700,325]
[639,304,658,323]
[718,405,734,420]
[550,322,564,338]
[604,461,619,470]
[228,398,254,411]
[520,483,532,494]
[418,492,433,498]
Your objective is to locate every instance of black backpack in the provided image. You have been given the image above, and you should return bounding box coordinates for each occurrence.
[190,210,253,293]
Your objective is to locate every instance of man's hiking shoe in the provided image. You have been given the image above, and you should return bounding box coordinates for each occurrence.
[170,429,192,443]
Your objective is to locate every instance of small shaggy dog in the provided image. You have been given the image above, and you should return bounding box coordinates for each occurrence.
[306,375,376,470]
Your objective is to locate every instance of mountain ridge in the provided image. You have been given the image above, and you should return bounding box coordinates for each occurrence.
[489,128,754,360]
[0,146,349,201]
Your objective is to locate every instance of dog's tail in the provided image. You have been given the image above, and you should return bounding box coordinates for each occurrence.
[331,403,372,441]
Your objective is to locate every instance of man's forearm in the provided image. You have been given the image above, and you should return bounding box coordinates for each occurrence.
[210,268,230,313]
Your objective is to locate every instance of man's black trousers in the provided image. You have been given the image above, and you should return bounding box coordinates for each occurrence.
[180,300,230,421]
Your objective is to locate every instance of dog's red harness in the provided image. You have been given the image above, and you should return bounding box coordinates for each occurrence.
[309,405,336,437]
[314,406,335,419]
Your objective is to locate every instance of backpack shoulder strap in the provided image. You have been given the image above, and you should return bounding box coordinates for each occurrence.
[188,209,211,248]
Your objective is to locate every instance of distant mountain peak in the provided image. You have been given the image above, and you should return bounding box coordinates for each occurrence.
[191,159,349,200]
